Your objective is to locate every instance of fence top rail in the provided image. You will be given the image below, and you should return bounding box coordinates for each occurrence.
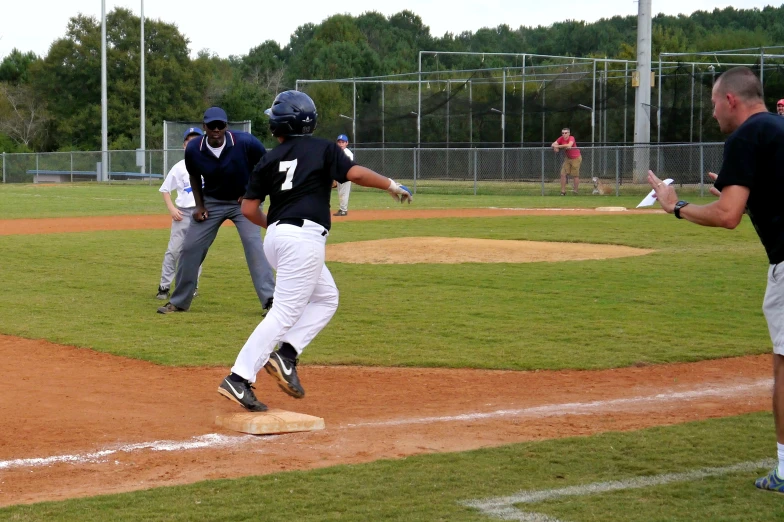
[1,143,727,159]
[356,143,725,152]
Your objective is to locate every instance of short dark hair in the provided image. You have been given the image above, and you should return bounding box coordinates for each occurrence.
[714,66,763,102]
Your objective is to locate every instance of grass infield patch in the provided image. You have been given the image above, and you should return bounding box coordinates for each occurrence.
[1,413,780,521]
[0,213,770,369]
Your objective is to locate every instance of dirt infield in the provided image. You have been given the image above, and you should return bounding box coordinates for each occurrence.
[0,335,771,506]
[0,206,771,507]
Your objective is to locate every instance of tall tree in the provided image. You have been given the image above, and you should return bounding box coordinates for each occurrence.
[30,8,209,151]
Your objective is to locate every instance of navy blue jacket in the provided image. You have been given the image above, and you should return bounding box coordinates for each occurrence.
[184,131,266,202]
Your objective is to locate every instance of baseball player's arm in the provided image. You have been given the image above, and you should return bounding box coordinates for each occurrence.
[346,165,412,203]
[184,150,208,221]
[189,172,207,221]
[162,192,183,221]
[240,198,268,228]
[647,170,749,228]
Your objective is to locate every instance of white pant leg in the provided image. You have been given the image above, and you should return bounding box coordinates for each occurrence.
[231,220,335,382]
[160,207,202,288]
[338,181,351,212]
[281,263,339,354]
[159,208,192,288]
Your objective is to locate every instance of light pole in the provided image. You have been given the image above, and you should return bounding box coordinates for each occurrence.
[577,104,594,178]
[339,114,355,148]
[101,0,108,182]
[490,108,505,179]
[140,0,145,175]
[490,108,505,147]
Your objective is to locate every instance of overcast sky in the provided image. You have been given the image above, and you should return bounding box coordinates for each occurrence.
[1,1,779,60]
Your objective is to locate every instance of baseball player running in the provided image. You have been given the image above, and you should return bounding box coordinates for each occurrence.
[218,90,412,411]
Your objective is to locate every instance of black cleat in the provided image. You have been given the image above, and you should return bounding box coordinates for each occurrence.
[264,351,305,398]
[333,210,347,216]
[157,302,186,314]
[217,375,268,412]
[156,286,170,300]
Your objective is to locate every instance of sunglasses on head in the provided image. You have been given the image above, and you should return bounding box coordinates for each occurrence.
[206,121,227,130]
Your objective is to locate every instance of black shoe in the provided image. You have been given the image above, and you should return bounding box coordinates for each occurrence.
[262,297,273,317]
[217,375,268,412]
[193,287,199,298]
[156,286,170,300]
[157,302,186,314]
[333,210,347,216]
[264,351,305,398]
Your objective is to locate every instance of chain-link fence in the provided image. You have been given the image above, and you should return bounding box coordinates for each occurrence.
[2,144,723,196]
[1,149,184,184]
[353,143,723,196]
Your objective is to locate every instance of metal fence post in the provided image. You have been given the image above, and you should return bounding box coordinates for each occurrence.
[699,143,705,197]
[473,148,478,196]
[413,148,418,194]
[70,152,74,183]
[35,153,39,184]
[2,152,5,183]
[615,148,620,197]
[540,148,545,195]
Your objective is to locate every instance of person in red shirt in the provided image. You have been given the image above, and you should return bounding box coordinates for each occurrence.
[551,127,582,195]
[777,99,784,116]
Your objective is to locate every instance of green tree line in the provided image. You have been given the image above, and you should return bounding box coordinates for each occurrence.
[1,5,783,152]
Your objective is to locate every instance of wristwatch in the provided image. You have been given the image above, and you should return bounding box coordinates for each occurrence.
[674,200,690,219]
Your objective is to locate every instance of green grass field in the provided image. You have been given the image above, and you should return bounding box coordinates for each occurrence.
[0,183,777,520]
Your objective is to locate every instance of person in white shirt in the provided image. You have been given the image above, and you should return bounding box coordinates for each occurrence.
[332,134,354,216]
[156,128,204,299]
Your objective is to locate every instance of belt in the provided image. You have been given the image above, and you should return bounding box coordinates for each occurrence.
[275,218,327,236]
[277,218,304,227]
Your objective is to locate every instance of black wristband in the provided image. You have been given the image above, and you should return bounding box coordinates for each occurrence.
[674,200,689,219]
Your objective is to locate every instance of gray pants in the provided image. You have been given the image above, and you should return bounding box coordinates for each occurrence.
[170,197,275,311]
[764,263,784,355]
[159,206,202,289]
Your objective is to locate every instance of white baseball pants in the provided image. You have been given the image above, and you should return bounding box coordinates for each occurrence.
[231,219,339,382]
[159,206,202,288]
[337,181,352,212]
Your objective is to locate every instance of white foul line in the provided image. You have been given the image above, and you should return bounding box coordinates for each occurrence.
[0,433,258,471]
[344,378,772,428]
[0,379,771,473]
[461,458,777,521]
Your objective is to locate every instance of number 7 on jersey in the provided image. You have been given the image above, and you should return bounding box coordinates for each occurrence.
[279,160,298,191]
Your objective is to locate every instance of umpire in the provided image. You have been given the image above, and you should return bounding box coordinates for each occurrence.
[157,107,275,314]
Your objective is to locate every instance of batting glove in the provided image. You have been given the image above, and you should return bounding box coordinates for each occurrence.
[387,179,413,204]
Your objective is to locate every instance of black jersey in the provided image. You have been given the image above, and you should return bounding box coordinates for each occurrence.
[245,136,354,230]
[714,112,784,264]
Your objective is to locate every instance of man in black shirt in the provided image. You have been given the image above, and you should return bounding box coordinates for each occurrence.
[217,90,412,412]
[648,66,784,493]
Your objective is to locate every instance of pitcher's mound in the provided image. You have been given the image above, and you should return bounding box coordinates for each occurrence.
[327,237,652,264]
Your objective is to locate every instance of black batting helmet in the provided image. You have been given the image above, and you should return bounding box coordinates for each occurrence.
[265,90,318,137]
